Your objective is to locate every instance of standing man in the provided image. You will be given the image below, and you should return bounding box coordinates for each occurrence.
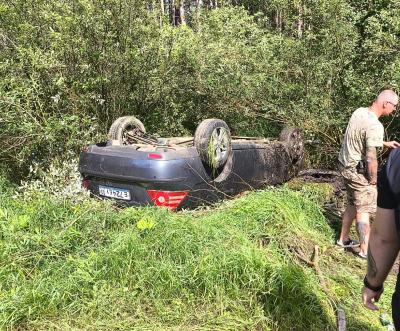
[337,89,399,258]
[362,147,400,330]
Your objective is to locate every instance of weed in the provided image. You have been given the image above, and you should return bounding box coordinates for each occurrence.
[0,179,393,330]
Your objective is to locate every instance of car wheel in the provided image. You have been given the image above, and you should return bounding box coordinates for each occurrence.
[194,119,232,169]
[108,116,146,145]
[279,127,304,163]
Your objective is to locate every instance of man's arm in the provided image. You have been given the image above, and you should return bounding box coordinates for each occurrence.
[365,146,378,184]
[383,141,400,149]
[363,207,400,310]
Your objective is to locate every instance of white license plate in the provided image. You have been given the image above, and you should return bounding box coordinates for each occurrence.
[98,185,131,201]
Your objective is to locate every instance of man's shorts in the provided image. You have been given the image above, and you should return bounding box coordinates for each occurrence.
[341,167,377,214]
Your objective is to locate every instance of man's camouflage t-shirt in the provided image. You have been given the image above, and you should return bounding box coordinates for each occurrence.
[338,107,384,168]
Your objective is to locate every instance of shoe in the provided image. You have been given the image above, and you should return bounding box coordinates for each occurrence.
[336,239,360,248]
[358,251,367,259]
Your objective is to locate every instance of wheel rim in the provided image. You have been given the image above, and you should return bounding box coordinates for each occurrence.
[211,127,229,165]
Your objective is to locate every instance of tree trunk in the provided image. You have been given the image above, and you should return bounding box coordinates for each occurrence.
[195,0,202,30]
[297,3,304,38]
[180,0,186,25]
[275,10,282,32]
[160,0,165,26]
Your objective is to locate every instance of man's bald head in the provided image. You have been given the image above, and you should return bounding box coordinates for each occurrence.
[377,89,398,104]
[372,89,399,117]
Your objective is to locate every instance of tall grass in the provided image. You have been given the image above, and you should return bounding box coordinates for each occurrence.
[0,177,394,330]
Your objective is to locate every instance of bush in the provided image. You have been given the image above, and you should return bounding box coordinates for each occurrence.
[1,1,400,180]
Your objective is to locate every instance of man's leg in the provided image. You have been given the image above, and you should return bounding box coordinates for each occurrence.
[339,205,357,243]
[356,212,370,256]
[355,182,376,256]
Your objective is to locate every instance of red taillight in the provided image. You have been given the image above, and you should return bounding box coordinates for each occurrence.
[147,190,189,209]
[148,153,163,159]
[82,179,91,189]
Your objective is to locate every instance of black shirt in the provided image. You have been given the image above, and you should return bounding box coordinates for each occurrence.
[378,149,400,208]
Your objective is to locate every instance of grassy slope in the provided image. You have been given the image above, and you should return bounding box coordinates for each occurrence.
[0,179,395,330]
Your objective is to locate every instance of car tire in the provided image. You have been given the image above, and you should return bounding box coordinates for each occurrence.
[279,127,304,163]
[194,119,232,169]
[108,116,146,145]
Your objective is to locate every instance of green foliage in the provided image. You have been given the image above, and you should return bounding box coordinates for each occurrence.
[1,0,400,179]
[0,180,392,330]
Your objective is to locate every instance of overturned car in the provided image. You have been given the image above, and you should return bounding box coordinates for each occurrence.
[78,116,304,209]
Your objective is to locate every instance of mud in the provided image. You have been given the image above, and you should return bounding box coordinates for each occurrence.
[296,168,346,217]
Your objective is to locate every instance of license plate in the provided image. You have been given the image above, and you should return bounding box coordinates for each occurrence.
[98,185,131,201]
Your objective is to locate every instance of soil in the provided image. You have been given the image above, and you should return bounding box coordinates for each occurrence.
[296,168,346,217]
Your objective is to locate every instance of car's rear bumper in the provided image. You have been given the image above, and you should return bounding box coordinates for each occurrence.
[79,144,221,208]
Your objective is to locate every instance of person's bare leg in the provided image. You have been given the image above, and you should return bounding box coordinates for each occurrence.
[339,205,357,242]
[356,212,370,255]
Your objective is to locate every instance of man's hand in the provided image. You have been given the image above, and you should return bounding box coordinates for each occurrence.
[383,141,400,148]
[362,286,383,310]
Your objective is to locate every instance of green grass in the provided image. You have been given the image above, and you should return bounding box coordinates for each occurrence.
[0,177,395,330]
